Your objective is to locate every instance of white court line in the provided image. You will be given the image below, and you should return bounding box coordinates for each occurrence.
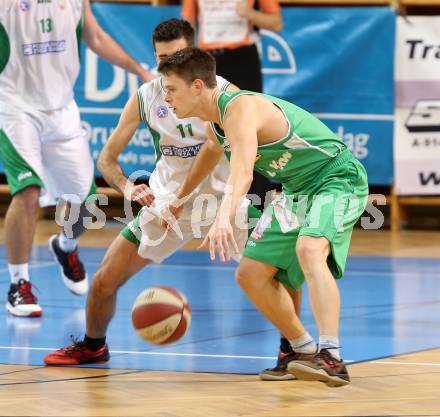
[0,346,356,362]
[4,346,438,366]
[373,361,440,367]
[0,346,274,360]
[0,346,276,360]
[2,345,437,367]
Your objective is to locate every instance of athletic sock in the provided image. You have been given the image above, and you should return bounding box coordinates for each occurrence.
[58,233,78,253]
[289,332,317,354]
[8,264,30,284]
[84,335,106,352]
[319,335,341,360]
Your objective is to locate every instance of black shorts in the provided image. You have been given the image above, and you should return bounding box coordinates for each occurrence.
[210,43,262,92]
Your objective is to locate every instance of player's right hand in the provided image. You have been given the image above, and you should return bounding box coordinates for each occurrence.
[129,184,155,207]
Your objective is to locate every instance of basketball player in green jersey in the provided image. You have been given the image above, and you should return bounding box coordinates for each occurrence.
[158,47,369,386]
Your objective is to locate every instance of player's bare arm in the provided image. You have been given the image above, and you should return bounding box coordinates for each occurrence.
[98,95,154,207]
[200,96,259,261]
[82,0,154,82]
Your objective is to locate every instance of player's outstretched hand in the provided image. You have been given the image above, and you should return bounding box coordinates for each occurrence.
[199,219,239,262]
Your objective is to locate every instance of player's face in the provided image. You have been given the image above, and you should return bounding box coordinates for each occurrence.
[163,73,198,119]
[154,38,189,64]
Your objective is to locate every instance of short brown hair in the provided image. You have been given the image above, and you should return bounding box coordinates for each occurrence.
[158,47,217,88]
[152,19,194,49]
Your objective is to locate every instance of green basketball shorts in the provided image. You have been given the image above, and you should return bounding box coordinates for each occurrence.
[243,149,369,290]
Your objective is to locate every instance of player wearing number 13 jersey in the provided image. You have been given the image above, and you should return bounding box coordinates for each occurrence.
[0,0,153,317]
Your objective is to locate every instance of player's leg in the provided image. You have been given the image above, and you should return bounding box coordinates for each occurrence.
[44,208,194,365]
[235,256,318,374]
[48,192,96,295]
[0,121,45,317]
[86,235,150,338]
[287,158,368,387]
[287,237,350,387]
[241,199,320,373]
[44,233,150,365]
[236,258,307,341]
[259,286,302,381]
[41,101,95,295]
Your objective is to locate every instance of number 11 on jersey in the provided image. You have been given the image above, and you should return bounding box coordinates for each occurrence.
[176,123,193,139]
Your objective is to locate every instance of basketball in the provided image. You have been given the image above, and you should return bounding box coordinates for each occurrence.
[131,286,191,345]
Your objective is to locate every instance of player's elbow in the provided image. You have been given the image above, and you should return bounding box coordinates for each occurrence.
[84,29,107,55]
[97,150,110,176]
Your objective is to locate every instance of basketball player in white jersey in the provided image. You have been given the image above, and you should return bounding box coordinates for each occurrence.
[0,0,154,317]
[42,18,244,364]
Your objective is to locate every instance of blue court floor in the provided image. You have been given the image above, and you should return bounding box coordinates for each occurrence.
[1,245,440,374]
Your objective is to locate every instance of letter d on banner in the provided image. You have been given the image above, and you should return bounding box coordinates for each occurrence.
[85,48,125,102]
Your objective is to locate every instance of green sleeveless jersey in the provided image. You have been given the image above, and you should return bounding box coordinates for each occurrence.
[210,91,349,193]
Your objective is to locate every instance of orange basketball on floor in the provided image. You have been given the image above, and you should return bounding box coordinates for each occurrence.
[131,286,191,345]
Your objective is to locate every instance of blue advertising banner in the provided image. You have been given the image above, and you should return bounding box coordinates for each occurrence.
[0,5,395,185]
[260,7,395,184]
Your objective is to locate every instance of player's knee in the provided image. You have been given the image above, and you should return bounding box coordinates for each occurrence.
[235,265,253,292]
[13,186,40,211]
[91,268,120,299]
[235,265,265,293]
[296,236,329,270]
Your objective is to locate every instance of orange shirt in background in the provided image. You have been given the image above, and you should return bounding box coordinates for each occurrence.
[182,0,280,50]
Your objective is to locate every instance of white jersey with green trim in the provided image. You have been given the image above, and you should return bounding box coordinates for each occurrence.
[0,0,83,112]
[137,76,230,205]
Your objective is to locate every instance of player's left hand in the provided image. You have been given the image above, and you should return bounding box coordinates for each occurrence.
[199,218,239,262]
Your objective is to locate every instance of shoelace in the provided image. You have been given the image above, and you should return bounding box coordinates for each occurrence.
[316,349,339,366]
[59,336,87,354]
[67,250,83,280]
[18,281,38,304]
[279,350,296,361]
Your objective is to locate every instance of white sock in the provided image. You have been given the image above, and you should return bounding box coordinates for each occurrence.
[319,335,341,360]
[58,233,78,253]
[289,332,317,354]
[8,264,30,284]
